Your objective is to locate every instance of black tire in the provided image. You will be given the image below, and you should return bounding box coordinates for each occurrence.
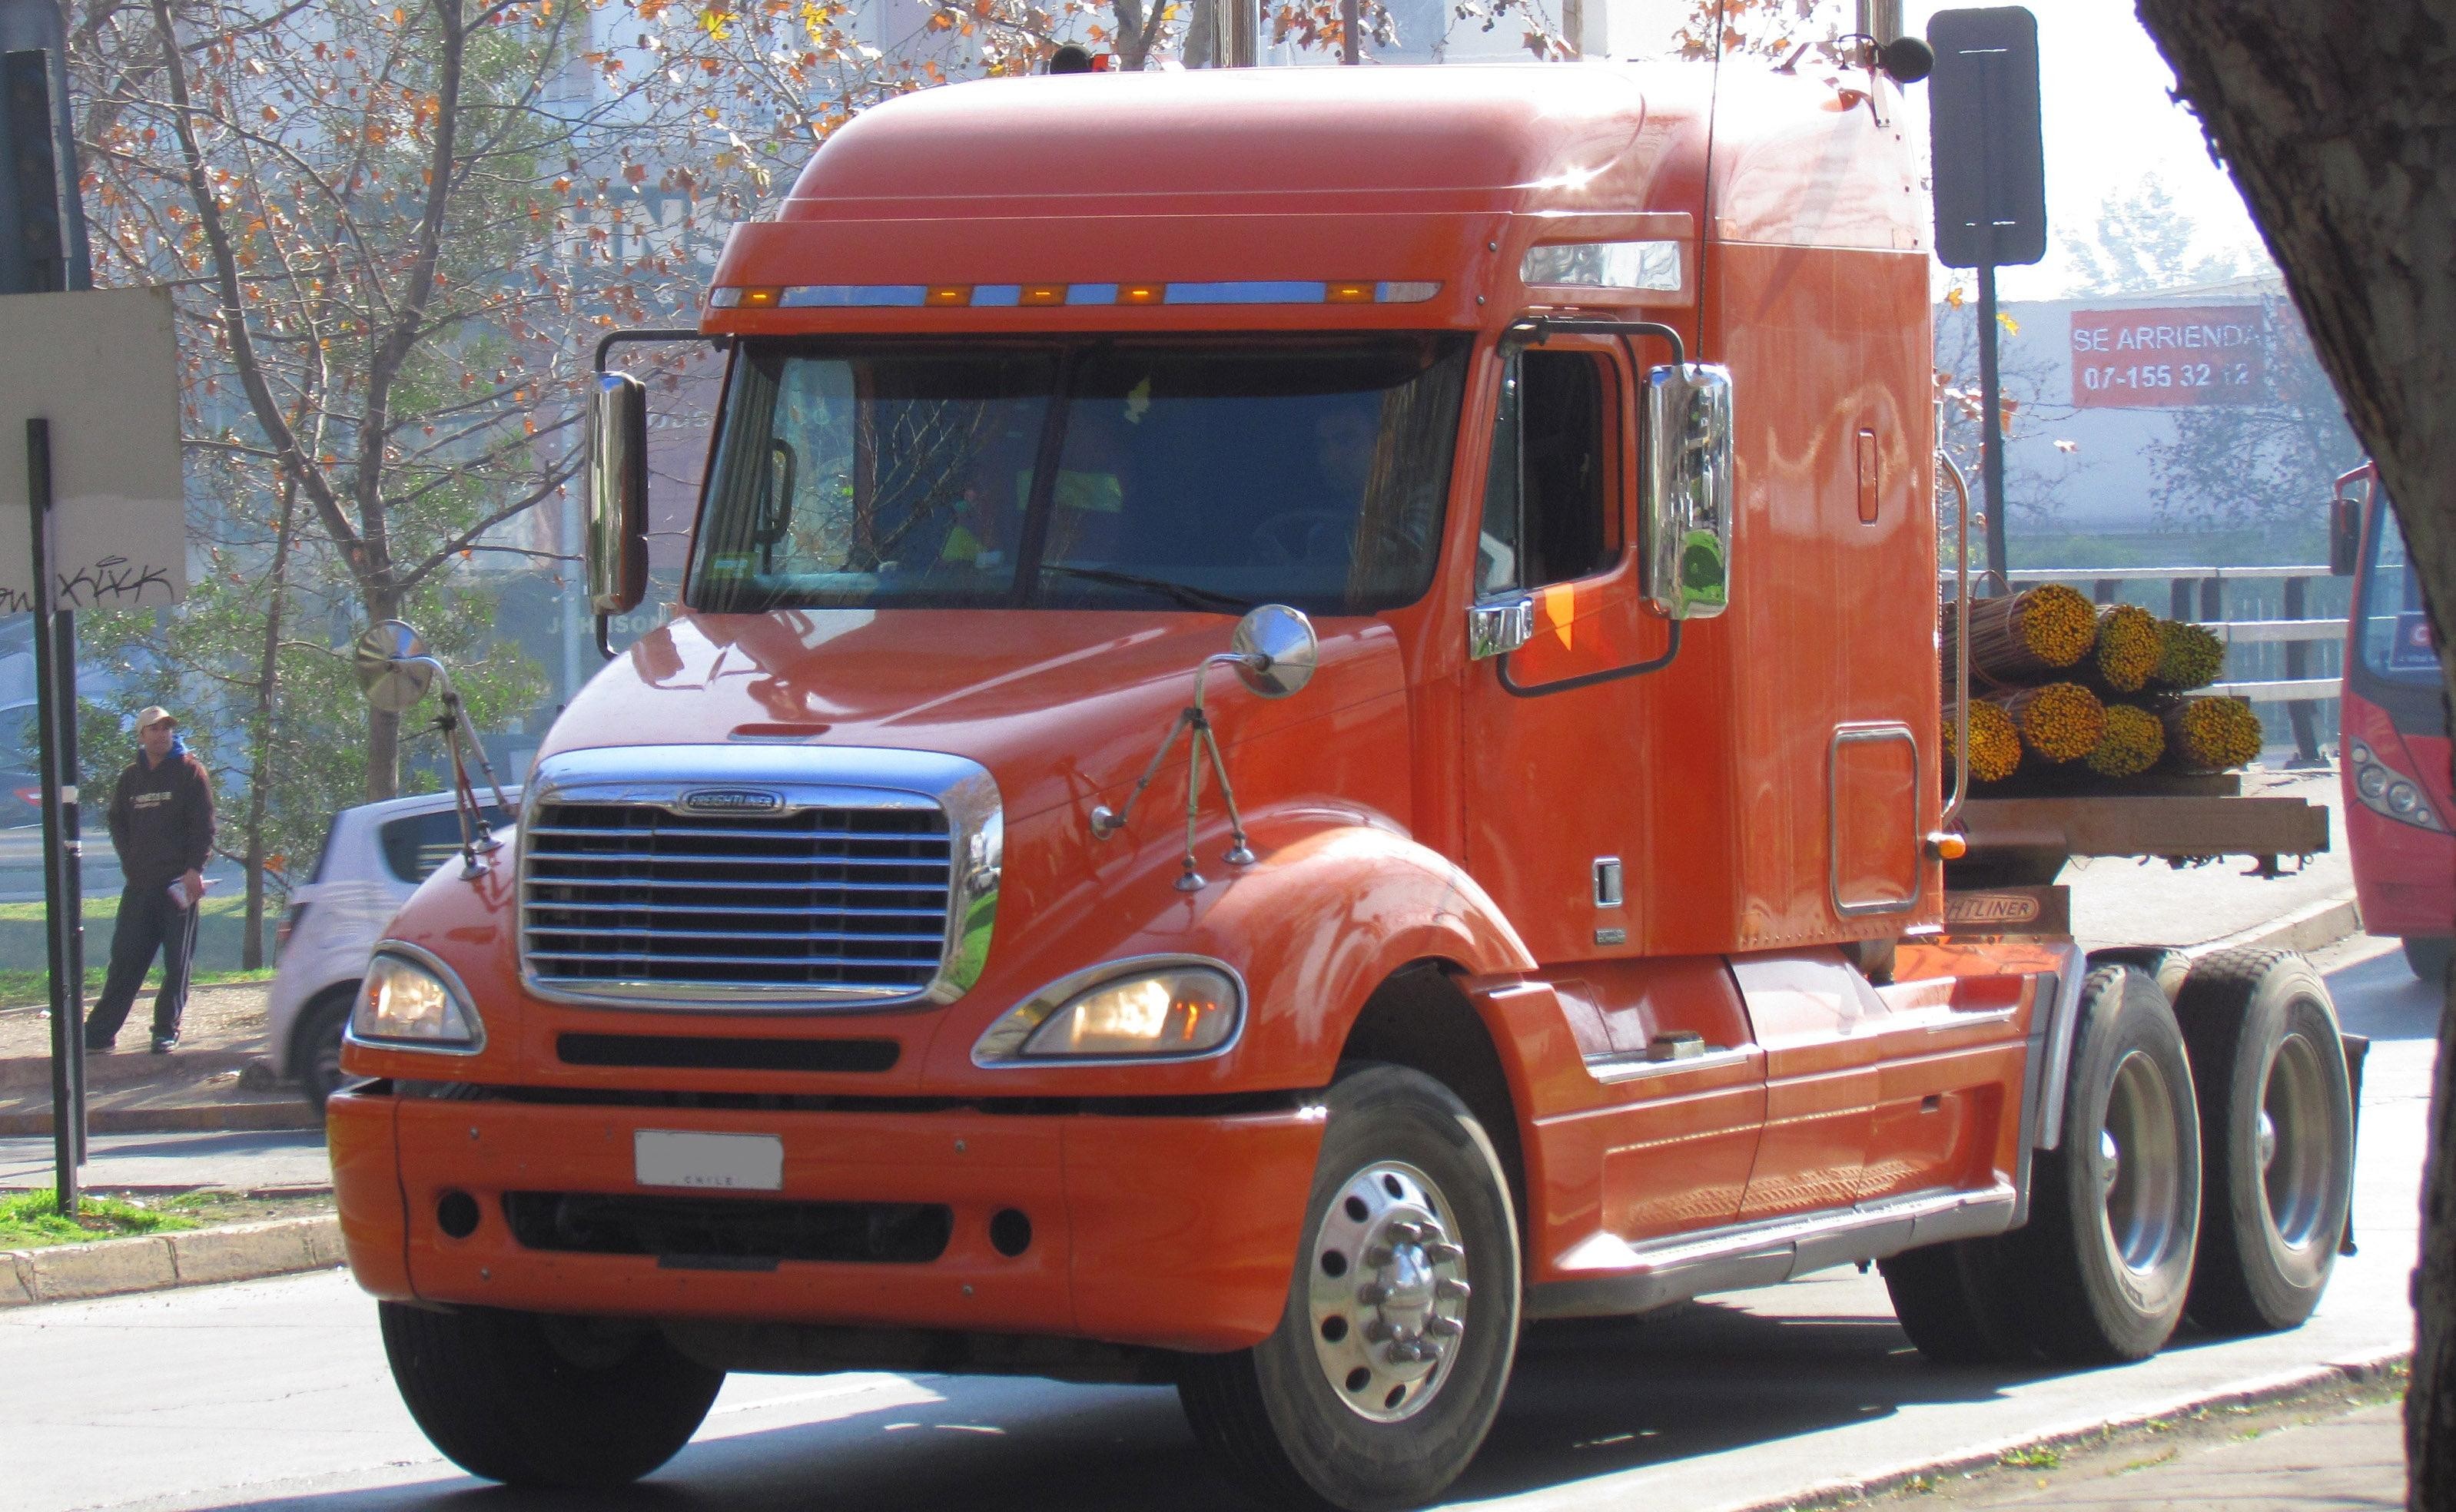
[293,986,356,1114]
[379,1301,723,1487]
[2403,937,2452,985]
[1177,1065,1522,1511]
[2089,947,2192,1003]
[1879,1233,2033,1365]
[1998,965,2201,1364]
[2172,947,2354,1333]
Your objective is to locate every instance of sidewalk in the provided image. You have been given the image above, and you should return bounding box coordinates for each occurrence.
[1917,1392,2403,1510]
[0,1129,329,1192]
[0,980,314,1136]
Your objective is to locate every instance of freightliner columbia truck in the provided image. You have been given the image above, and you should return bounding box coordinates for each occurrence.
[330,56,2355,1511]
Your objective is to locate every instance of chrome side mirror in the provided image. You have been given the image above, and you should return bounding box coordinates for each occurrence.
[1642,363,1734,619]
[353,620,439,714]
[1087,604,1319,887]
[589,371,650,615]
[1227,603,1318,698]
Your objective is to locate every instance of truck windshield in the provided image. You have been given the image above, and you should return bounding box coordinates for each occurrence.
[689,335,1469,617]
[2355,492,2441,687]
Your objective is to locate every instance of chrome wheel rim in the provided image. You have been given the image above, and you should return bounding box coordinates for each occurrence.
[2260,1030,2336,1252]
[2098,1049,2184,1276]
[1308,1160,1469,1423]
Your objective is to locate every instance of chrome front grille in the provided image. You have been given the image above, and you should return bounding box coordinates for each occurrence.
[513,745,1000,1009]
[523,802,954,996]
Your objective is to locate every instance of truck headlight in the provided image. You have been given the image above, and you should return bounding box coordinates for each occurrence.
[974,959,1243,1063]
[351,949,484,1051]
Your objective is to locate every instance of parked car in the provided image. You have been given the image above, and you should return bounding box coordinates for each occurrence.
[268,788,517,1109]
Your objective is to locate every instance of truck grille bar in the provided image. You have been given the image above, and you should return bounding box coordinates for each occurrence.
[522,801,954,998]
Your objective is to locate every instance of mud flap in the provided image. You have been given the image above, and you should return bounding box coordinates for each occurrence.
[2340,1033,2368,1256]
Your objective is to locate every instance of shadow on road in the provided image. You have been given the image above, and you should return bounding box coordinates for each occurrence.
[171,941,2428,1511]
[182,1301,2045,1511]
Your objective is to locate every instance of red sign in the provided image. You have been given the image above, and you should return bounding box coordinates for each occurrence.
[2069,305,2266,409]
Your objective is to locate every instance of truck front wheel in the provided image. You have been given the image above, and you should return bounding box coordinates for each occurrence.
[1177,1064,1522,1511]
[379,1302,724,1487]
[2003,965,2202,1363]
[2172,948,2354,1332]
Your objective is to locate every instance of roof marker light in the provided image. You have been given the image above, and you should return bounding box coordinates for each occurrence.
[779,284,926,307]
[709,280,1447,311]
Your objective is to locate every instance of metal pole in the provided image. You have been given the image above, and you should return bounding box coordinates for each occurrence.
[1975,263,2010,589]
[1339,0,1358,62]
[1229,0,1256,65]
[28,417,81,1212]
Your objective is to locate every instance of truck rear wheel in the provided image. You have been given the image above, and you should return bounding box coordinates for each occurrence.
[1176,1064,1521,1511]
[2172,948,2353,1333]
[379,1302,723,1487]
[2001,965,2201,1363]
[2405,937,2452,984]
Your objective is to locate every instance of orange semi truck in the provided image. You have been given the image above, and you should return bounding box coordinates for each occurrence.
[331,61,2355,1510]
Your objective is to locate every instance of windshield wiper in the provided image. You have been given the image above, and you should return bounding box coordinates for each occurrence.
[1038,565,1255,614]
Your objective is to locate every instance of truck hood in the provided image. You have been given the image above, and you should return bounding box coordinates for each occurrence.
[539,608,1409,823]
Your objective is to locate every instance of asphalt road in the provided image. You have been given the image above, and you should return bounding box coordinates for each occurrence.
[1,934,2434,1512]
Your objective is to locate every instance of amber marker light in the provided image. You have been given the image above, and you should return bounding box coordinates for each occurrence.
[1117,283,1166,305]
[1927,831,1968,860]
[924,285,973,307]
[1019,284,1068,307]
[1326,281,1376,304]
[735,287,782,309]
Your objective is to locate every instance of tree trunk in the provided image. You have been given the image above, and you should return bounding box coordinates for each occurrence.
[2126,5,2456,1506]
[240,472,300,970]
[363,583,405,801]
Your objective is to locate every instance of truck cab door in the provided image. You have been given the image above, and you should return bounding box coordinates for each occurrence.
[1457,337,1669,962]
[1458,337,1764,1239]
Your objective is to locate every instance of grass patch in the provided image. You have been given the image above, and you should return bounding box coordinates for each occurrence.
[0,965,274,1010]
[0,1188,331,1248]
[0,1188,202,1248]
[1996,1447,2061,1471]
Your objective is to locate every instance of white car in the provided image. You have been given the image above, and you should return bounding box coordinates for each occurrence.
[267,788,518,1109]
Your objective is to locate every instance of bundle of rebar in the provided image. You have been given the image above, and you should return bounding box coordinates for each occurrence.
[2150,619,2225,691]
[1943,700,2024,784]
[1942,583,2096,686]
[2084,701,2167,778]
[1938,589,2259,791]
[2159,695,2264,772]
[1986,681,2106,763]
[2092,604,2163,693]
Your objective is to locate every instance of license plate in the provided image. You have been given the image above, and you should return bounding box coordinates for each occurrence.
[633,1130,784,1192]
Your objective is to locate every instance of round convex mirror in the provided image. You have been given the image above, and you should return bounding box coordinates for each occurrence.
[354,620,438,714]
[1230,604,1318,698]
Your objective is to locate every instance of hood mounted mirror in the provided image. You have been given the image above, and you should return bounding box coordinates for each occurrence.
[353,618,514,876]
[1089,604,1319,889]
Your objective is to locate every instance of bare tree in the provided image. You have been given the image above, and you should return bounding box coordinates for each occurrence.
[2125,5,2456,1506]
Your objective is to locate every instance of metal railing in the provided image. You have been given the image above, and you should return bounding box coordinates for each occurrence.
[1999,565,2345,761]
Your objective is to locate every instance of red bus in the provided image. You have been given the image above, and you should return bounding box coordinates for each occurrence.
[2335,461,2455,978]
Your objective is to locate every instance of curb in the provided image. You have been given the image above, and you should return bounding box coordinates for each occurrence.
[0,1048,260,1093]
[2189,894,2365,960]
[1721,1350,2410,1512]
[0,1213,340,1308]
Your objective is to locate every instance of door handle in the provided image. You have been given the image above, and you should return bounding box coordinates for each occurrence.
[1467,595,1533,660]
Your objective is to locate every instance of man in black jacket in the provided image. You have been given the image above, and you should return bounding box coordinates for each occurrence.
[84,706,214,1053]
